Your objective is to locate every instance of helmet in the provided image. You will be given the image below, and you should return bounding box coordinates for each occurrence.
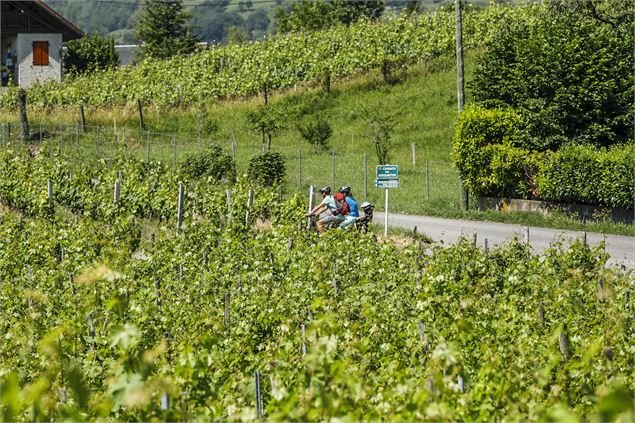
[320,186,331,194]
[339,186,351,195]
[361,202,373,211]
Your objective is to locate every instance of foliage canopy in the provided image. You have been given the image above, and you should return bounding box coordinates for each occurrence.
[134,0,200,60]
[470,1,634,150]
[64,33,119,76]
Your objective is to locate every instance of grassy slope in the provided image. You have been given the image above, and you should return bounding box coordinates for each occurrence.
[3,53,633,236]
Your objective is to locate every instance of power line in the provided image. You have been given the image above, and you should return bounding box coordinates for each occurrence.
[42,0,422,5]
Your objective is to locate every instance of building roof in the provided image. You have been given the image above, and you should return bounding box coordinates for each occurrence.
[1,0,84,41]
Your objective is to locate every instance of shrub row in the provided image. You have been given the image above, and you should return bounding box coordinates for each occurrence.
[452,105,634,208]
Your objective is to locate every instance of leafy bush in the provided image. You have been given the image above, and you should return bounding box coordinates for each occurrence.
[64,34,119,76]
[535,143,634,208]
[470,3,633,149]
[452,105,538,198]
[180,146,235,182]
[247,151,286,186]
[298,117,332,150]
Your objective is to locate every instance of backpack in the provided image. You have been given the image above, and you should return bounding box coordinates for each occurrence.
[333,192,350,216]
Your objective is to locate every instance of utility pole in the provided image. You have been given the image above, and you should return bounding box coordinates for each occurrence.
[456,0,469,211]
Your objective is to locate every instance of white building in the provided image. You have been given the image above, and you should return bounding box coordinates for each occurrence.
[1,0,83,87]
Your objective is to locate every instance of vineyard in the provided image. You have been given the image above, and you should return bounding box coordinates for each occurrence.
[0,147,634,420]
[1,1,633,419]
[0,4,527,109]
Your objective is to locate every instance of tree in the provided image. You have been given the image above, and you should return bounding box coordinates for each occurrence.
[298,116,333,150]
[64,33,119,76]
[276,0,335,33]
[276,0,384,33]
[361,106,398,165]
[246,9,271,38]
[330,0,384,25]
[226,26,249,45]
[247,105,286,150]
[134,0,199,60]
[470,3,633,150]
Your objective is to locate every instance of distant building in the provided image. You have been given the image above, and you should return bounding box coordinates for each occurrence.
[114,44,137,67]
[1,0,83,87]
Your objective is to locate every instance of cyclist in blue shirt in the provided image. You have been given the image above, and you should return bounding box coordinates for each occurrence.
[338,186,359,229]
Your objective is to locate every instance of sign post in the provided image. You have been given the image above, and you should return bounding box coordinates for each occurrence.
[375,165,399,237]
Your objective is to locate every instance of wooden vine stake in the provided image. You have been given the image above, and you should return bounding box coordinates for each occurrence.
[79,105,86,132]
[411,142,416,166]
[47,179,53,208]
[224,291,231,327]
[307,185,315,230]
[18,89,29,141]
[114,179,121,205]
[137,99,145,129]
[332,262,338,297]
[254,369,263,419]
[154,277,161,304]
[177,184,185,230]
[87,313,96,350]
[559,323,570,362]
[418,321,428,353]
[301,323,307,356]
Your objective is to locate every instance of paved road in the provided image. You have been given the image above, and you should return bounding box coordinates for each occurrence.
[374,213,635,269]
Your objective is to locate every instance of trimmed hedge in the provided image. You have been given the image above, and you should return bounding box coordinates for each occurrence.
[452,105,538,198]
[453,105,634,208]
[535,143,634,208]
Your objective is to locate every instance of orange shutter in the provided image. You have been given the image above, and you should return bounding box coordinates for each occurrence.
[33,41,49,66]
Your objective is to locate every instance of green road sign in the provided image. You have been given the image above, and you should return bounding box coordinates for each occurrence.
[376,165,398,180]
[374,179,399,188]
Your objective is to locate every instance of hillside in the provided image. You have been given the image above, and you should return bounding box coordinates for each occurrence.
[43,0,502,44]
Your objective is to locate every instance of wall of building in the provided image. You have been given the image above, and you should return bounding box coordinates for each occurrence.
[16,33,62,87]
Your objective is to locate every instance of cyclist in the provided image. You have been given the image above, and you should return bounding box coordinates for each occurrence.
[305,186,344,234]
[338,186,360,229]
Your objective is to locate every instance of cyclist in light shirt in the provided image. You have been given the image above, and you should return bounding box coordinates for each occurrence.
[305,186,344,234]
